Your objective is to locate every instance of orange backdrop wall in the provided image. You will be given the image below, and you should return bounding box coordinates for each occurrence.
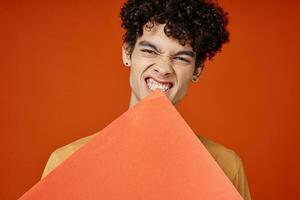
[0,0,299,199]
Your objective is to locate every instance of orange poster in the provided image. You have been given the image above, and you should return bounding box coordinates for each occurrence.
[20,90,242,200]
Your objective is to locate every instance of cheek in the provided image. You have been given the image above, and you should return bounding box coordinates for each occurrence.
[129,68,139,89]
[129,71,134,88]
[175,68,194,87]
[130,59,151,82]
[129,62,145,89]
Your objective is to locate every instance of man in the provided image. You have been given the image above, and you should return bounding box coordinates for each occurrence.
[42,0,251,199]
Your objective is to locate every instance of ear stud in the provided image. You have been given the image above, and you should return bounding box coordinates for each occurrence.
[192,77,198,83]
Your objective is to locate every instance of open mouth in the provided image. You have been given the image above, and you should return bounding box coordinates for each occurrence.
[144,77,173,92]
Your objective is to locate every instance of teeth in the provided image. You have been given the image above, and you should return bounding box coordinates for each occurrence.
[146,78,171,91]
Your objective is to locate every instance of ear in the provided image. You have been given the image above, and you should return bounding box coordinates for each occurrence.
[191,63,204,83]
[192,64,203,79]
[122,44,131,67]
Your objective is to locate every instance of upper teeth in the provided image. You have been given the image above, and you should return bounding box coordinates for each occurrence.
[146,78,171,91]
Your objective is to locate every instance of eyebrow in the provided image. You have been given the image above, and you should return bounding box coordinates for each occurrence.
[138,40,161,52]
[174,50,196,58]
[138,40,196,58]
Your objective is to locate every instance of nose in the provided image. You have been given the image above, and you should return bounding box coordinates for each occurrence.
[153,56,173,77]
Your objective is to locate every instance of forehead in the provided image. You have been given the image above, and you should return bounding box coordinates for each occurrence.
[136,23,193,52]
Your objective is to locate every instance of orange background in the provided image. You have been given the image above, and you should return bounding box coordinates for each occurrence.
[0,0,299,199]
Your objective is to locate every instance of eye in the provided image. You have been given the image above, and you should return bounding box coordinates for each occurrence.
[141,49,157,55]
[174,56,190,63]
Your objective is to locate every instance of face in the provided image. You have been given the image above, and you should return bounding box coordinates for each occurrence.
[123,23,202,108]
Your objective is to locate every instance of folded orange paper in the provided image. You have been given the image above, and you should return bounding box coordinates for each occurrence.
[20,90,243,200]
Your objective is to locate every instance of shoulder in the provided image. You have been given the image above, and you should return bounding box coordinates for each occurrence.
[41,133,97,179]
[53,133,96,158]
[196,134,251,200]
[196,134,242,183]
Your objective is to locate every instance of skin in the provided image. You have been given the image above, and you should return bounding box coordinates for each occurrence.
[122,23,203,108]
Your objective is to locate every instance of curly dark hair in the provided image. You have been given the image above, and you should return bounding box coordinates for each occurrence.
[120,0,229,68]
